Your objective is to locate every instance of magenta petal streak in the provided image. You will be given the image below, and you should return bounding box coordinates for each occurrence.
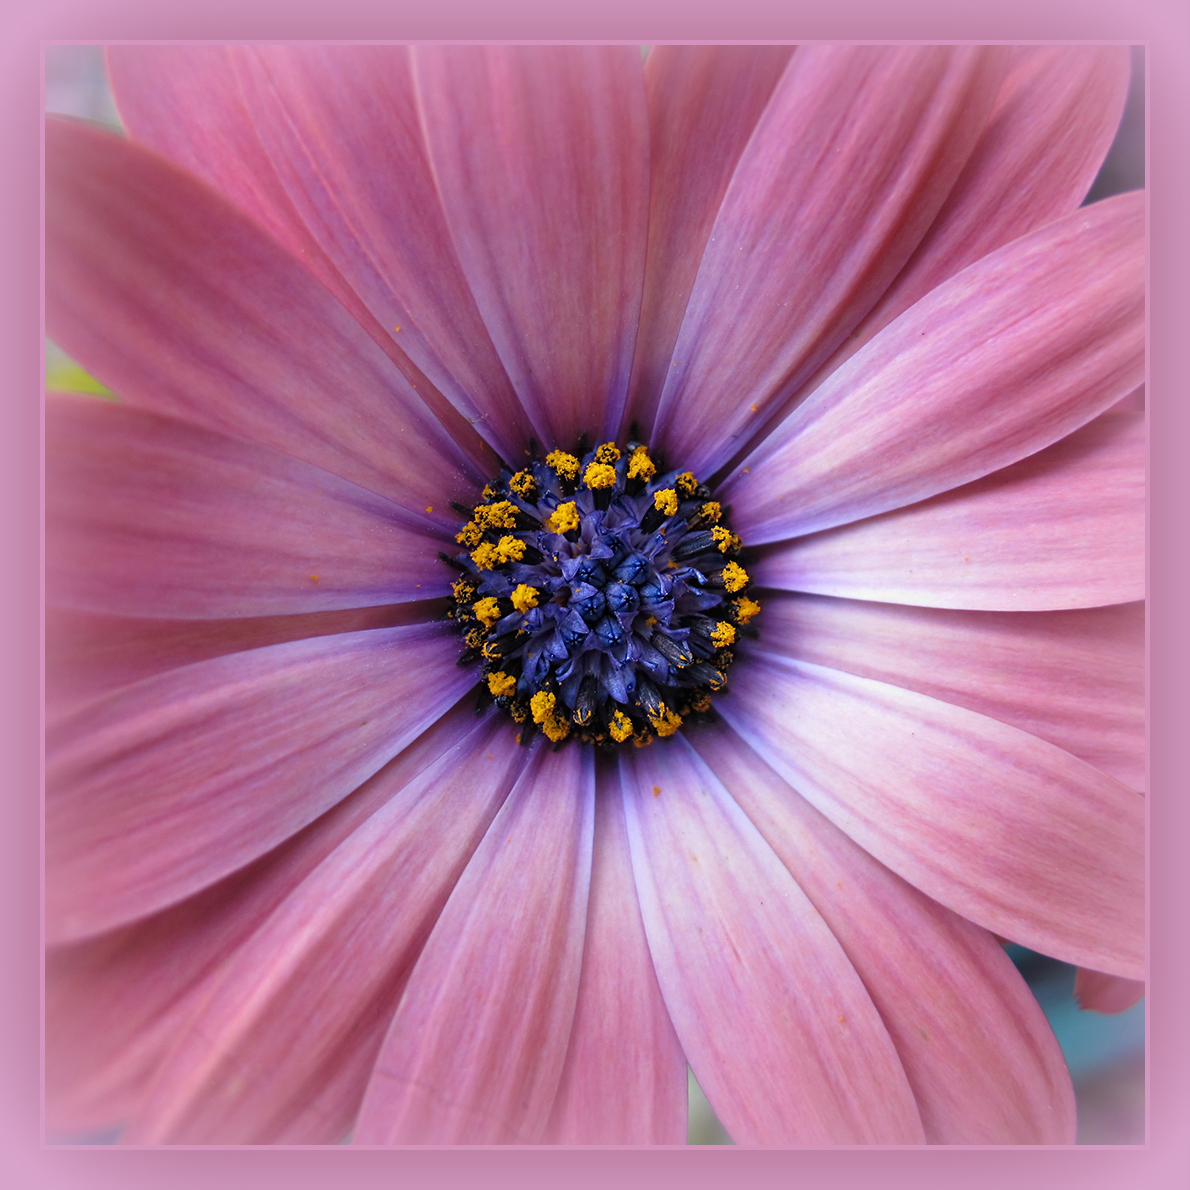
[354,745,595,1144]
[692,721,1076,1144]
[46,624,471,942]
[722,655,1144,979]
[726,192,1144,542]
[754,412,1144,611]
[621,740,925,1145]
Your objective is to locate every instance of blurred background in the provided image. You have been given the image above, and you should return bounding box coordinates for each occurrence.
[44,44,1147,1147]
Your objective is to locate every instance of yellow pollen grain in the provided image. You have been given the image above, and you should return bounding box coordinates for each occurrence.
[691,693,712,713]
[583,461,617,490]
[721,561,749,593]
[481,639,504,662]
[609,710,634,743]
[456,522,482,547]
[632,732,654,748]
[653,488,678,517]
[465,627,487,649]
[475,500,519,530]
[508,470,536,498]
[529,690,570,742]
[309,574,320,583]
[652,785,662,797]
[700,501,722,524]
[710,621,736,648]
[735,596,761,624]
[481,484,497,501]
[627,447,656,481]
[471,542,499,570]
[675,471,698,497]
[425,505,433,513]
[547,501,580,534]
[649,704,683,737]
[473,597,502,629]
[452,579,477,603]
[487,671,517,697]
[546,450,579,480]
[594,442,621,464]
[510,584,539,613]
[711,525,741,553]
[494,535,526,564]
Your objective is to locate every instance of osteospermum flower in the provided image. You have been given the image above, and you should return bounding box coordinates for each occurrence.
[44,44,1145,1145]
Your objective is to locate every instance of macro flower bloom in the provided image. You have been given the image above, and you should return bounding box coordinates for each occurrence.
[44,44,1145,1146]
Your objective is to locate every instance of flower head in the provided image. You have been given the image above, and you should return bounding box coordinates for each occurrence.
[45,44,1143,1145]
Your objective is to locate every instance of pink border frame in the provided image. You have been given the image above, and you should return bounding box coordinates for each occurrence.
[12,0,1189,1186]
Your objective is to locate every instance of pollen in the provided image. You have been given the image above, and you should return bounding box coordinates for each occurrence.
[609,710,634,743]
[583,461,617,490]
[734,596,761,624]
[547,501,580,534]
[471,542,499,570]
[675,471,698,497]
[494,535,526,563]
[649,704,683,737]
[594,442,621,464]
[653,488,679,517]
[546,450,579,480]
[452,578,477,603]
[487,671,517,697]
[475,500,519,530]
[510,583,539,613]
[456,522,483,546]
[473,597,502,629]
[710,621,736,648]
[529,690,570,743]
[721,561,749,593]
[627,446,656,481]
[508,470,536,498]
[700,501,722,524]
[711,526,741,553]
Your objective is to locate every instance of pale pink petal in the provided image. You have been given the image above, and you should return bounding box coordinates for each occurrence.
[753,412,1143,611]
[692,720,1075,1143]
[623,45,793,439]
[126,714,525,1144]
[542,787,687,1145]
[45,118,495,525]
[412,45,649,448]
[801,46,1132,387]
[355,745,595,1144]
[45,603,437,721]
[721,654,1144,978]
[46,623,473,942]
[46,394,449,620]
[45,701,482,1133]
[726,192,1144,542]
[650,45,1006,475]
[752,593,1143,790]
[621,739,924,1145]
[1074,968,1146,1014]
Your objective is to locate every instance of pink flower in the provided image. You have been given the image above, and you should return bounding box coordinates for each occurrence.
[44,44,1144,1146]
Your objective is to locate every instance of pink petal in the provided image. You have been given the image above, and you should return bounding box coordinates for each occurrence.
[46,394,449,620]
[45,701,483,1133]
[126,714,525,1144]
[726,192,1144,542]
[45,603,437,721]
[623,45,793,440]
[46,622,472,942]
[751,593,1143,790]
[722,654,1144,979]
[650,45,1006,475]
[44,117,494,526]
[354,745,595,1144]
[801,46,1132,388]
[412,46,649,448]
[621,739,924,1145]
[1074,968,1145,1014]
[542,787,687,1144]
[691,720,1076,1144]
[753,412,1144,611]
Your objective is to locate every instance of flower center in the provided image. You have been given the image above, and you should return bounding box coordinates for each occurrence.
[445,438,760,747]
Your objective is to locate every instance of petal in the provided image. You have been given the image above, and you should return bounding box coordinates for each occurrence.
[45,603,437,720]
[412,45,650,448]
[753,412,1144,611]
[621,738,924,1145]
[691,720,1076,1144]
[45,701,483,1133]
[721,654,1144,978]
[355,744,595,1144]
[46,394,449,619]
[751,592,1144,790]
[651,45,1006,475]
[1074,968,1146,1014]
[46,622,473,942]
[126,714,525,1144]
[541,786,687,1145]
[152,46,533,462]
[623,45,793,439]
[804,46,1132,384]
[726,192,1145,542]
[45,117,493,526]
